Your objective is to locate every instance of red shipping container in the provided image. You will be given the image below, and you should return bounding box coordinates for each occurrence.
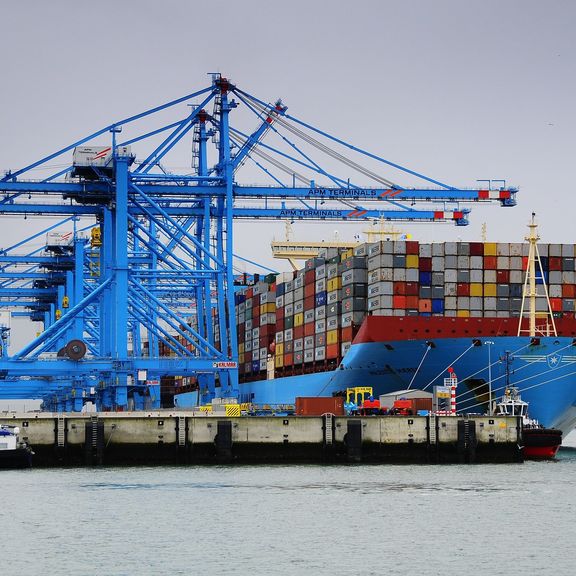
[484,256,497,269]
[293,325,304,339]
[246,288,253,298]
[405,282,419,296]
[406,295,419,309]
[341,326,354,341]
[253,294,260,306]
[284,353,293,366]
[304,295,315,311]
[295,396,345,416]
[393,295,406,309]
[304,270,315,284]
[522,256,529,270]
[304,323,315,336]
[562,284,576,298]
[406,241,419,255]
[496,270,509,283]
[276,307,284,319]
[469,242,484,256]
[549,257,562,271]
[276,317,285,331]
[419,257,432,272]
[304,283,315,299]
[551,298,562,312]
[394,282,406,295]
[457,283,470,296]
[245,351,252,362]
[326,343,340,359]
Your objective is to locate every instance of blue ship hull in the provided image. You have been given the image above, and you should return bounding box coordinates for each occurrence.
[238,335,576,434]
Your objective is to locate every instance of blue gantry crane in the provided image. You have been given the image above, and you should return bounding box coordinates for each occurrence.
[0,75,517,411]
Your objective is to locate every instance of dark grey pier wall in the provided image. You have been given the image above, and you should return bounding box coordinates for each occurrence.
[0,412,523,466]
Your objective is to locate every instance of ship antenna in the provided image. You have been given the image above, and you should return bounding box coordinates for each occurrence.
[517,213,557,337]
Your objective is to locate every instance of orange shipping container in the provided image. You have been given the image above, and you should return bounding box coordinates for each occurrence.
[326,343,339,359]
[295,396,345,416]
[393,295,406,309]
[284,353,293,366]
[419,299,432,312]
[551,298,562,312]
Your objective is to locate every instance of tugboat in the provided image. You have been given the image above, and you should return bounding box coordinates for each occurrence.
[0,425,33,469]
[495,385,562,460]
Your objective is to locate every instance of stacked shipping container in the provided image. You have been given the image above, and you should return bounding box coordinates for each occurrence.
[168,240,576,387]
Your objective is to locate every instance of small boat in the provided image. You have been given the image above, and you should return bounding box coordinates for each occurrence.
[0,425,33,469]
[494,386,562,460]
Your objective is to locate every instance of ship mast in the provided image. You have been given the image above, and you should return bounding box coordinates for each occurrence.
[517,213,557,337]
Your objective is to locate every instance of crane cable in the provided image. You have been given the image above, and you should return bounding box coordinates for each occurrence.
[242,94,398,188]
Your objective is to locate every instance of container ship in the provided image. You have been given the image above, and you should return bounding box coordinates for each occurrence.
[173,224,576,435]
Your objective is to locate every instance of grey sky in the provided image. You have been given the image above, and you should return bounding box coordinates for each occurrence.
[2,0,575,262]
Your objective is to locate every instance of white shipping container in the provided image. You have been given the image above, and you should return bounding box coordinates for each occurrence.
[393,268,406,281]
[315,347,326,361]
[457,256,470,269]
[419,243,432,257]
[510,270,523,284]
[327,290,340,304]
[432,243,445,256]
[510,243,523,256]
[484,270,497,283]
[470,270,483,283]
[470,256,483,269]
[497,256,510,269]
[432,257,445,271]
[406,268,419,282]
[549,285,562,298]
[326,263,339,279]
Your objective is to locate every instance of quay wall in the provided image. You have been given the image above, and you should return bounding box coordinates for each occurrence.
[0,412,522,465]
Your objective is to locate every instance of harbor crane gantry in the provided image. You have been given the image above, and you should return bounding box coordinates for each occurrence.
[0,75,517,410]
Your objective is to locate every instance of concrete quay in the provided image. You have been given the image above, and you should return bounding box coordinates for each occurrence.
[0,411,523,466]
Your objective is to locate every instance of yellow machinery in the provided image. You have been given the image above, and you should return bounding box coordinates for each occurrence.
[346,386,373,405]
